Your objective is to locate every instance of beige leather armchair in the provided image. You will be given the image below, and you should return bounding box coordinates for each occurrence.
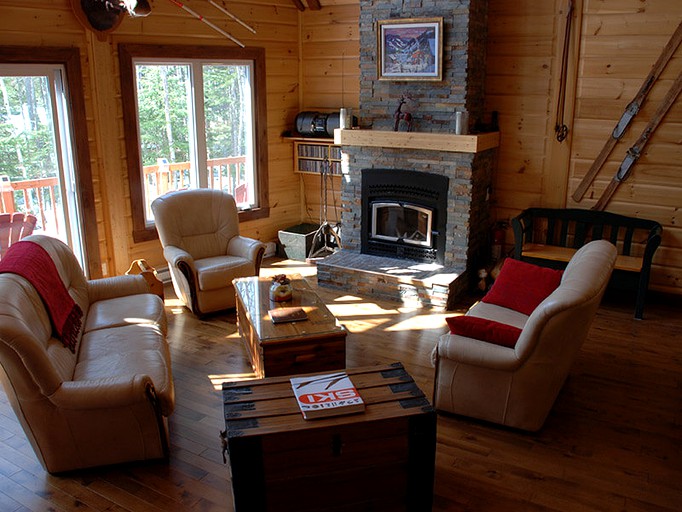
[433,240,617,431]
[151,189,266,316]
[0,235,174,473]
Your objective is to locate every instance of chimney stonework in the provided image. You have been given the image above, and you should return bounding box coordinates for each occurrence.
[358,0,489,132]
[317,0,494,308]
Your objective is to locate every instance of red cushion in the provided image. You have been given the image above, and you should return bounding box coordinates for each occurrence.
[482,258,563,315]
[446,315,522,348]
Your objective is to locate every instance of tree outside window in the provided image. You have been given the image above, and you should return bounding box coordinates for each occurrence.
[119,44,269,243]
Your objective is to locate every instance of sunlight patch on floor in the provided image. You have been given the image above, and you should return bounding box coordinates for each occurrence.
[209,372,258,390]
[340,317,393,333]
[164,297,185,315]
[327,302,399,318]
[260,259,317,278]
[384,311,453,332]
[332,294,366,303]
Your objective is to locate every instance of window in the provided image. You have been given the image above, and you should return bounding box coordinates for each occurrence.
[119,45,269,243]
[0,64,86,262]
[0,47,101,277]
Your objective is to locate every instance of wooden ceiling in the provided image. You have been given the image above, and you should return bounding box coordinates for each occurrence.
[292,0,321,10]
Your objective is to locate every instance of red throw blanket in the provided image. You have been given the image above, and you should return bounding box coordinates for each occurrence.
[0,240,82,353]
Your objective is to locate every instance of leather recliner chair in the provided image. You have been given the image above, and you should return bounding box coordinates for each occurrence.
[151,189,266,316]
[433,240,618,431]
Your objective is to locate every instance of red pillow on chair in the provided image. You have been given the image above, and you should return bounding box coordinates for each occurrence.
[446,315,521,348]
[482,258,563,315]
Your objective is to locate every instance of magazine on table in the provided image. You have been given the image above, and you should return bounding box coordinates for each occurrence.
[290,371,365,420]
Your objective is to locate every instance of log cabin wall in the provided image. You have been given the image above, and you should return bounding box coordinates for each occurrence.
[486,0,682,294]
[297,1,360,226]
[0,0,303,276]
[299,0,681,295]
[1,0,680,294]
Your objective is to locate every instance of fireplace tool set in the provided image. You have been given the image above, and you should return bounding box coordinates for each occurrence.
[308,155,342,259]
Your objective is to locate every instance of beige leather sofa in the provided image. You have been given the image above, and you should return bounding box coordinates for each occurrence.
[0,235,174,473]
[433,240,617,431]
[151,189,266,316]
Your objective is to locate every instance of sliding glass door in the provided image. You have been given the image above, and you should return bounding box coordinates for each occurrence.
[0,64,85,267]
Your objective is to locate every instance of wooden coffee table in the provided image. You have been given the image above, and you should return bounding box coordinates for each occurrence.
[233,274,347,378]
[222,362,436,511]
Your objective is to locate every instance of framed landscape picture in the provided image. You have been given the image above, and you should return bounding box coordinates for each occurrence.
[377,17,443,81]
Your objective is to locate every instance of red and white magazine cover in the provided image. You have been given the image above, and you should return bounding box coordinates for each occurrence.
[290,371,365,419]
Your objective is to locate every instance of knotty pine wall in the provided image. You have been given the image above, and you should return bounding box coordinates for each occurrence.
[298,1,360,226]
[300,0,682,295]
[486,0,682,294]
[1,0,680,294]
[1,0,304,276]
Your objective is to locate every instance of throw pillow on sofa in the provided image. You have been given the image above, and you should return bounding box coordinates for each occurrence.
[446,315,522,348]
[482,258,563,315]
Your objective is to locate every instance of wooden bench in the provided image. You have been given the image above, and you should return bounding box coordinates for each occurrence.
[512,208,662,319]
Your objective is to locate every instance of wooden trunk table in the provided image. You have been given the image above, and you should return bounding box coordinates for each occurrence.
[222,362,436,512]
[233,275,346,378]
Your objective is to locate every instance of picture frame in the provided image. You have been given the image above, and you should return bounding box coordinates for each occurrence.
[377,17,443,81]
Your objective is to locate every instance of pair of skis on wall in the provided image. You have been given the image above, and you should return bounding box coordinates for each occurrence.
[573,20,682,211]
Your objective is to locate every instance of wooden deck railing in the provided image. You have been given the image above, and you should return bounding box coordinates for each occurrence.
[142,156,247,216]
[0,155,248,230]
[0,176,60,233]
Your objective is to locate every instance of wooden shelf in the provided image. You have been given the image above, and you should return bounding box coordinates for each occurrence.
[291,139,342,175]
[283,135,334,143]
[333,129,500,153]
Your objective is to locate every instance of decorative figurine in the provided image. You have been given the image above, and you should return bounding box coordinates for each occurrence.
[393,95,413,132]
[269,274,293,302]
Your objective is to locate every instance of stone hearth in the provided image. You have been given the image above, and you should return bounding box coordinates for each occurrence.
[317,251,467,308]
[316,141,495,308]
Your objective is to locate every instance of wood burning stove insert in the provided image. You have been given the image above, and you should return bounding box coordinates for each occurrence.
[361,169,449,264]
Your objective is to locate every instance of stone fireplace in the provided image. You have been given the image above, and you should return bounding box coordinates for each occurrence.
[316,0,496,308]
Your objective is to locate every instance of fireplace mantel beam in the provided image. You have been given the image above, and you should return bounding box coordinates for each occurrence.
[334,129,500,154]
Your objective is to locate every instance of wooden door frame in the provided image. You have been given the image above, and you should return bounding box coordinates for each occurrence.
[0,46,102,278]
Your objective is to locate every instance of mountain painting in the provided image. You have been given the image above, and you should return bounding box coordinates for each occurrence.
[379,19,441,79]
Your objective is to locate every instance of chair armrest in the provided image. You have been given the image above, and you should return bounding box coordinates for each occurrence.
[642,223,663,264]
[437,333,523,371]
[512,210,532,259]
[88,274,153,303]
[48,375,156,410]
[228,236,266,264]
[164,245,196,273]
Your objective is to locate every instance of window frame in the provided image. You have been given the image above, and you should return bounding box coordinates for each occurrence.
[119,44,270,243]
[0,47,102,278]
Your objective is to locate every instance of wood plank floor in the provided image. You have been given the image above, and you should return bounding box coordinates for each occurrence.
[0,258,680,511]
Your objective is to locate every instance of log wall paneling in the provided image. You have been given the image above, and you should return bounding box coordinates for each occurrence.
[297,2,359,237]
[485,0,563,215]
[86,35,129,277]
[0,0,680,293]
[0,0,306,276]
[300,2,360,112]
[301,173,344,225]
[565,0,682,293]
[485,0,682,294]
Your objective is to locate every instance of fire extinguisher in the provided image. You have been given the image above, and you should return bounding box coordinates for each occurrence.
[491,221,507,261]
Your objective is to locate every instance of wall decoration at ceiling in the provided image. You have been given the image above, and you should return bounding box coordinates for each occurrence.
[71,0,150,39]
